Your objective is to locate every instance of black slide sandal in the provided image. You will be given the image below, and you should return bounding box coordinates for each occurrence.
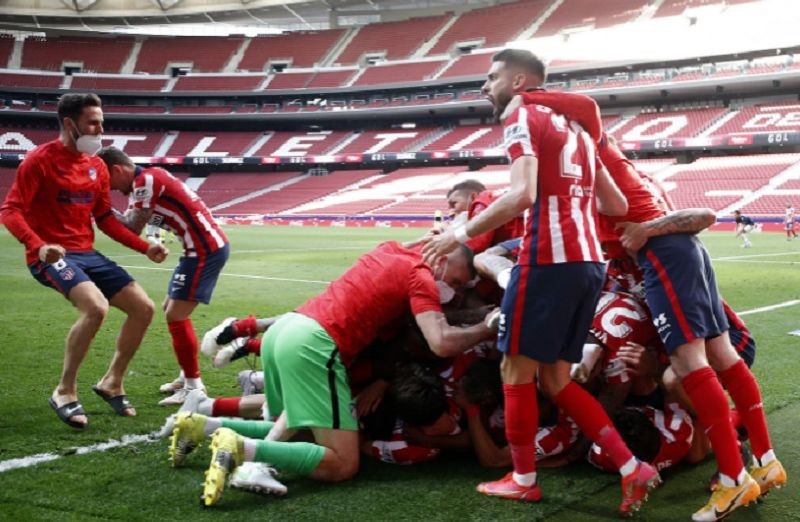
[91,385,135,416]
[48,397,88,429]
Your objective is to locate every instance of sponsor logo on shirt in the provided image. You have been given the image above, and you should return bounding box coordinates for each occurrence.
[133,187,151,201]
[503,123,530,150]
[56,189,95,204]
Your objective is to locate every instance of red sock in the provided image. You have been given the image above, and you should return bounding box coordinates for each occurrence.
[504,383,538,475]
[212,397,242,417]
[233,315,257,337]
[167,319,200,379]
[245,338,262,356]
[553,381,633,471]
[682,367,743,479]
[718,359,772,460]
[729,409,742,431]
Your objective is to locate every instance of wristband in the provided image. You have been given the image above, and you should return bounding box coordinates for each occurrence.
[453,225,471,244]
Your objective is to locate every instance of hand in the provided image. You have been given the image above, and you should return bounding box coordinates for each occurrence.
[500,94,523,121]
[616,221,649,252]
[402,423,430,446]
[38,244,65,264]
[421,229,459,266]
[146,243,169,263]
[484,307,501,331]
[616,342,659,377]
[354,379,390,418]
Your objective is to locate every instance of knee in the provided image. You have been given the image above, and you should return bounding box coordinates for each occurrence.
[84,298,109,324]
[538,375,565,399]
[330,459,359,482]
[133,297,156,324]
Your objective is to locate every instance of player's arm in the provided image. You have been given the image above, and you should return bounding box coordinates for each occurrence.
[0,158,61,262]
[421,155,535,264]
[414,310,495,358]
[595,164,628,216]
[473,244,514,287]
[403,424,472,450]
[465,412,511,468]
[617,208,717,252]
[113,207,154,235]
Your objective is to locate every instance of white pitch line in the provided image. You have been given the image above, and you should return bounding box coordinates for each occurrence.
[107,245,372,260]
[714,260,799,265]
[712,251,799,261]
[119,265,330,284]
[739,300,800,316]
[0,433,157,474]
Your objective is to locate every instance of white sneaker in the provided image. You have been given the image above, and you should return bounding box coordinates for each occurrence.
[159,374,185,394]
[159,386,206,407]
[201,317,237,358]
[179,388,212,415]
[230,462,287,496]
[238,370,265,396]
[156,414,177,439]
[212,337,250,369]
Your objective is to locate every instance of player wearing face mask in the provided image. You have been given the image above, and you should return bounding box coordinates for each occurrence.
[1,93,169,430]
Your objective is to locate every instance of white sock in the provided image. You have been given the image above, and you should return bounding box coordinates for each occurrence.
[185,377,203,389]
[497,267,512,290]
[512,471,537,487]
[756,449,776,467]
[202,417,223,437]
[619,457,638,477]
[719,468,747,488]
[178,370,185,380]
[197,397,214,416]
[243,439,257,462]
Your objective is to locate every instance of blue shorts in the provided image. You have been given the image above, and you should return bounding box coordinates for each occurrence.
[728,318,756,368]
[497,238,522,252]
[637,235,728,355]
[497,262,605,363]
[29,251,134,300]
[168,243,229,304]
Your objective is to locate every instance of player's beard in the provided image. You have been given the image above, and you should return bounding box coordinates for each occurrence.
[492,91,513,122]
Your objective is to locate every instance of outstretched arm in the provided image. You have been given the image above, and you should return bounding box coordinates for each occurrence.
[414,310,495,358]
[113,207,154,235]
[617,208,717,252]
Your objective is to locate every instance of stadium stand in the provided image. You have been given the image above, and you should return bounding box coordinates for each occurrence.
[423,125,503,151]
[353,60,449,86]
[70,76,167,91]
[426,0,549,55]
[611,107,728,141]
[135,37,242,73]
[740,195,800,215]
[338,128,441,154]
[439,52,493,80]
[238,30,345,70]
[0,166,16,203]
[172,75,265,92]
[534,0,650,36]
[252,130,351,157]
[336,15,450,64]
[195,172,301,209]
[0,73,63,89]
[21,36,134,73]
[265,72,315,90]
[711,102,800,136]
[306,70,358,89]
[0,34,15,68]
[170,106,234,114]
[219,169,378,214]
[165,131,259,156]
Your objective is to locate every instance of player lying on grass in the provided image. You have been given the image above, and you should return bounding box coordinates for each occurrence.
[515,88,787,521]
[162,240,498,506]
[99,146,231,406]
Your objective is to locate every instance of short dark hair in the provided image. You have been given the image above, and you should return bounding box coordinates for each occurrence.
[447,180,486,198]
[612,408,662,464]
[461,358,502,406]
[455,244,477,279]
[98,146,134,168]
[391,363,447,427]
[492,48,547,82]
[57,93,102,124]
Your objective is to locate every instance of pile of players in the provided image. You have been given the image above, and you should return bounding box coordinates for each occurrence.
[155,49,787,522]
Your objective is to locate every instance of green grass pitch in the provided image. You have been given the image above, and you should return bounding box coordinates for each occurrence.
[0,225,798,521]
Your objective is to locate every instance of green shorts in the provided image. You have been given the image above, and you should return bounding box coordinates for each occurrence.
[261,312,357,431]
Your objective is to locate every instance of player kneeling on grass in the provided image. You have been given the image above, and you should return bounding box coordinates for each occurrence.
[162,241,498,506]
[99,147,230,406]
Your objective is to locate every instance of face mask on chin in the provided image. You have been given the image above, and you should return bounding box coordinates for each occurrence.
[71,119,102,156]
[434,259,456,304]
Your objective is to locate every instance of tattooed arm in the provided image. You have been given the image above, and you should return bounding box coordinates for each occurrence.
[617,208,717,252]
[112,207,154,235]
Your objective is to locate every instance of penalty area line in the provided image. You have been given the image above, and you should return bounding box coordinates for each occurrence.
[739,300,800,316]
[0,432,158,474]
[119,265,330,285]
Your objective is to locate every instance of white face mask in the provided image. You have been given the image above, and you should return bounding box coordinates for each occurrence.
[71,119,102,156]
[434,258,456,304]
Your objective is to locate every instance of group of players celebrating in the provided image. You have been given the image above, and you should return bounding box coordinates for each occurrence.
[1,48,788,520]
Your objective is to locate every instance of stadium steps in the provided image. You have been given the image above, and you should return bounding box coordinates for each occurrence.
[60,75,73,90]
[8,38,22,69]
[184,176,207,192]
[324,27,360,66]
[211,173,309,212]
[410,126,452,152]
[163,76,178,92]
[281,172,386,214]
[699,109,738,137]
[343,67,366,87]
[721,158,800,215]
[414,14,459,58]
[450,127,499,150]
[327,131,362,155]
[154,131,179,156]
[517,0,566,40]
[226,38,252,72]
[243,132,273,156]
[120,39,142,74]
[635,0,666,22]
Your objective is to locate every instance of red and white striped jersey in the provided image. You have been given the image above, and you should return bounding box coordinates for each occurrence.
[588,403,694,473]
[504,105,604,265]
[129,167,227,257]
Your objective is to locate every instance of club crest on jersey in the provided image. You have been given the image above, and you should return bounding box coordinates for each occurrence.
[88,167,97,180]
[133,187,151,201]
[60,268,75,281]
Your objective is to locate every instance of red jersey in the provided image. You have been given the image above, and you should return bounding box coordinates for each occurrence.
[590,291,659,385]
[1,139,148,264]
[504,105,604,265]
[130,167,227,257]
[588,403,694,473]
[297,241,441,365]
[368,419,441,465]
[465,190,525,254]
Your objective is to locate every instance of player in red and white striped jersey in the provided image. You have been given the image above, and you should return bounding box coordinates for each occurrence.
[99,147,230,406]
